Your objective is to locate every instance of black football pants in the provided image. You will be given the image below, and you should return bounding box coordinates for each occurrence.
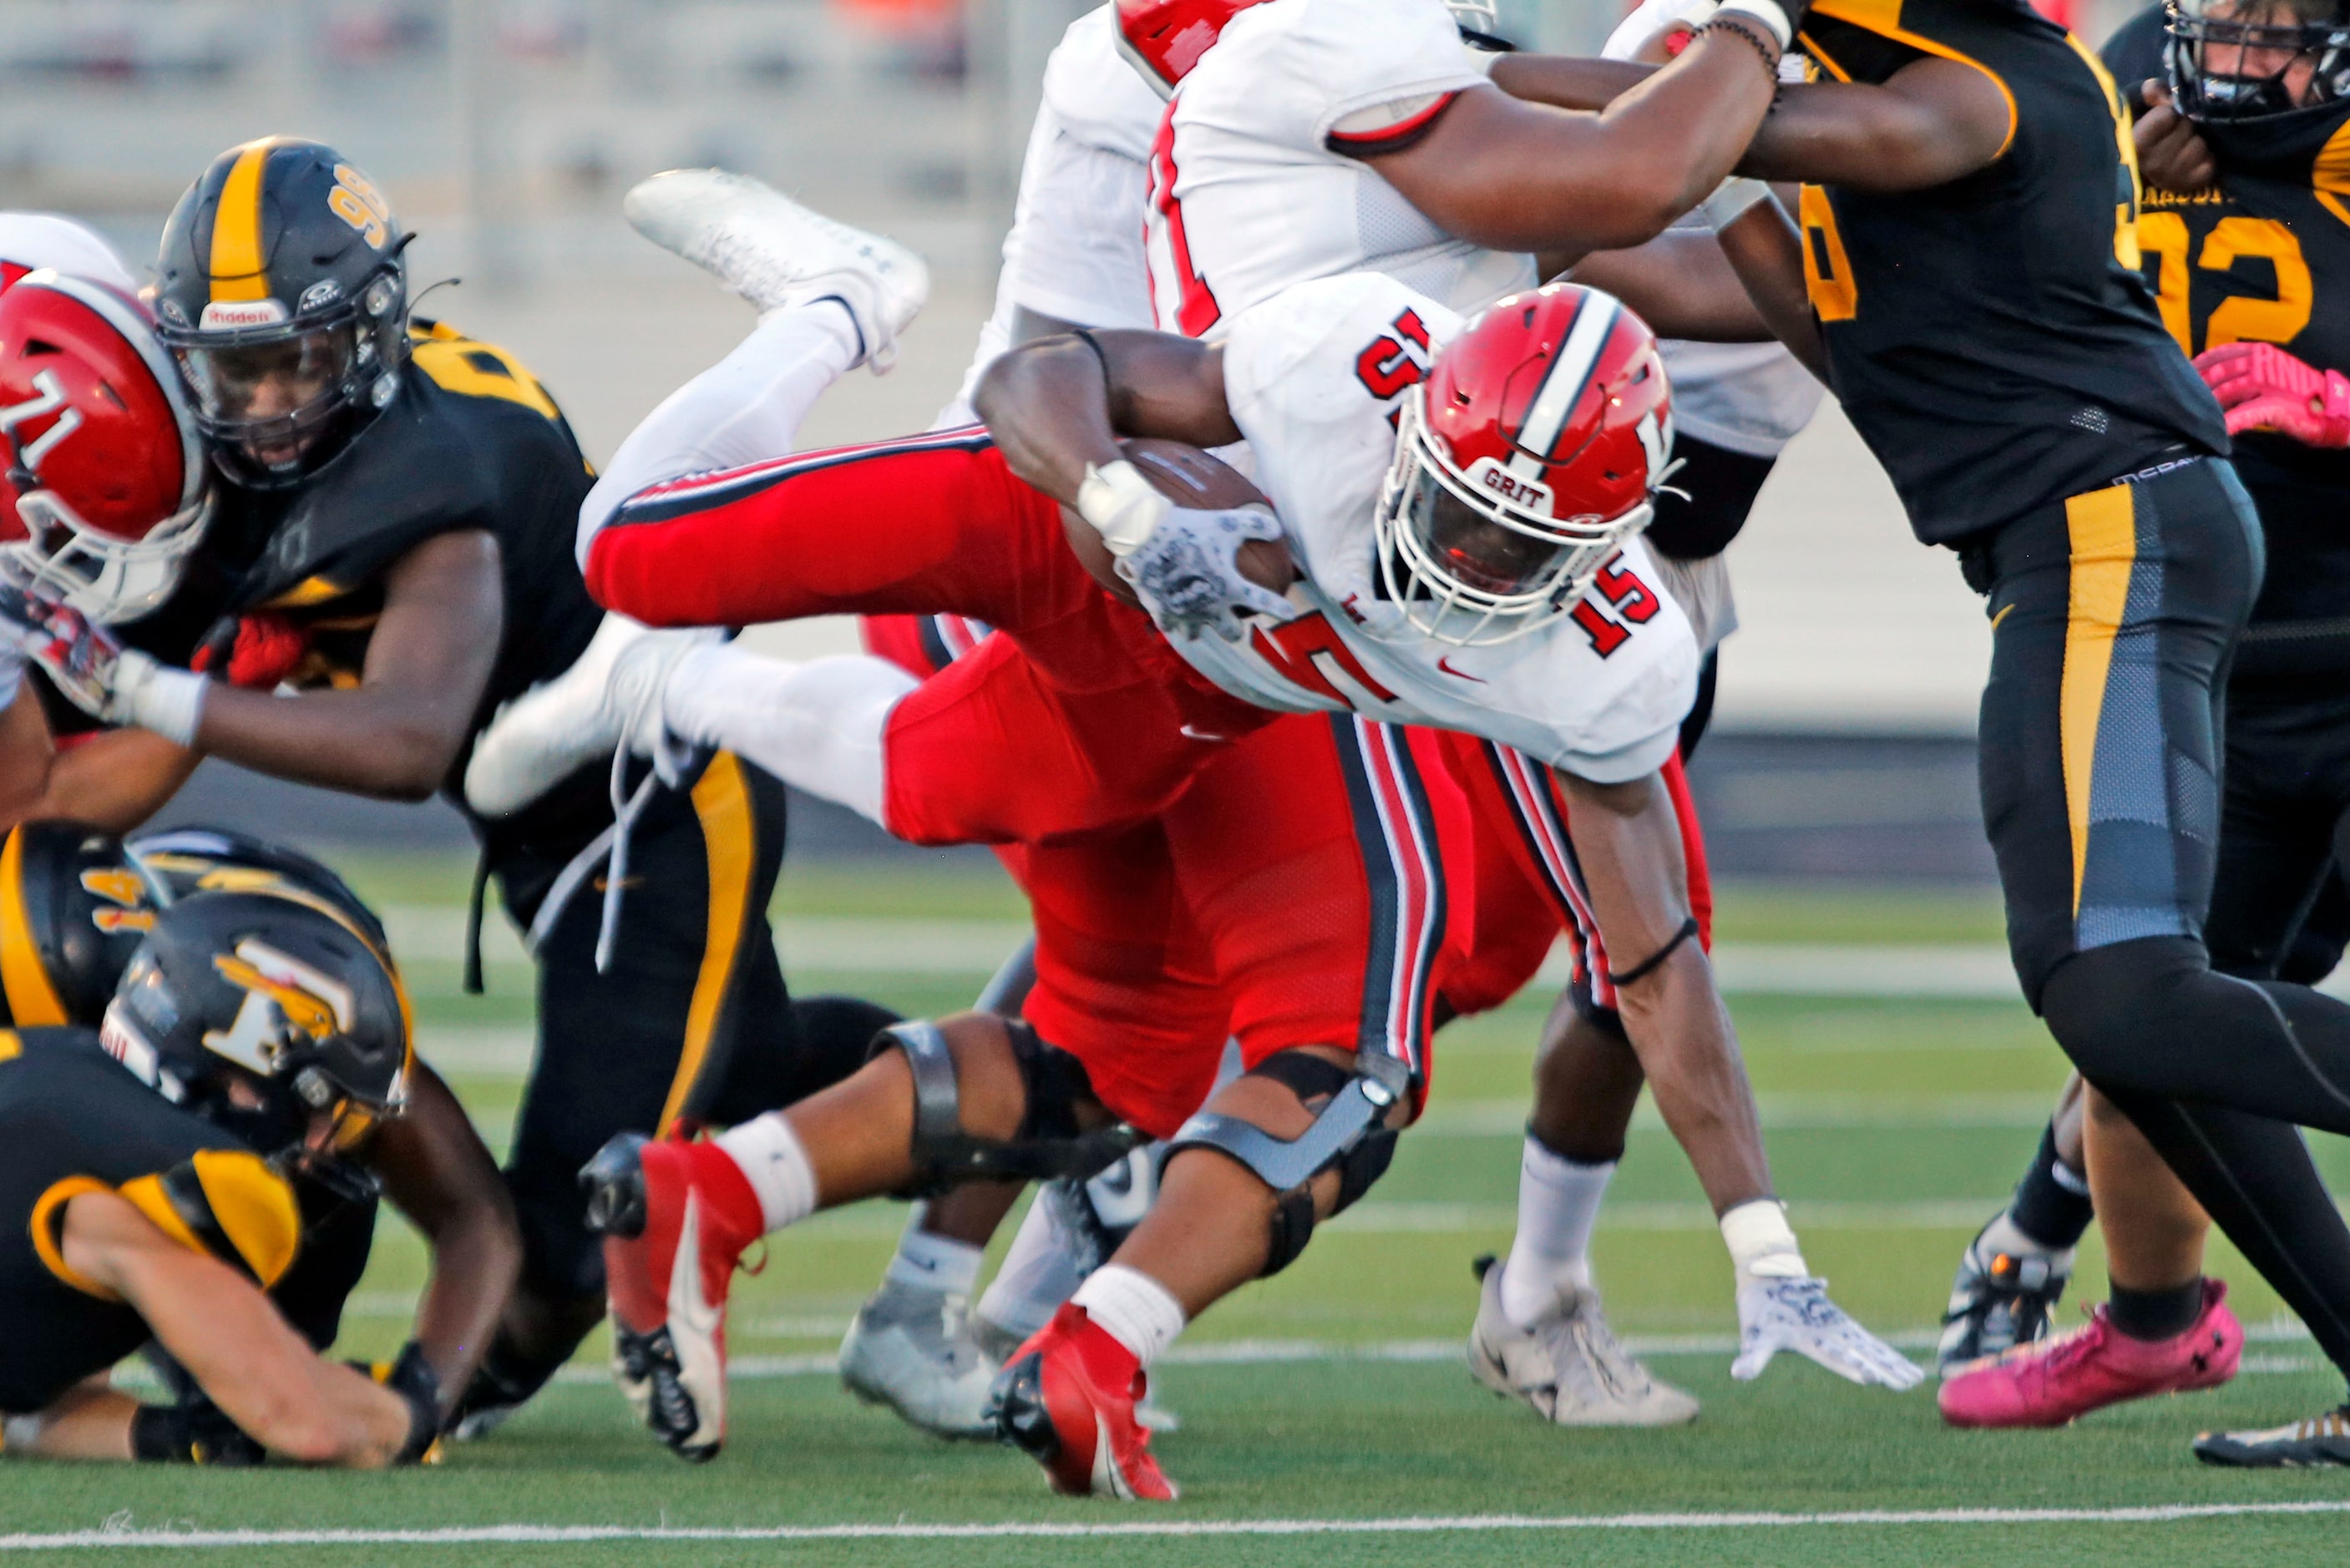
[1973,457,2350,1381]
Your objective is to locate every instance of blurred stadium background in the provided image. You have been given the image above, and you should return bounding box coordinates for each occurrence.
[0,0,2163,882]
[12,8,2350,1554]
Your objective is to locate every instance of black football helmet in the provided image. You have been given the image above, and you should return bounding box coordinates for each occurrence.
[128,826,389,953]
[100,889,411,1195]
[0,822,163,1028]
[2170,0,2350,119]
[153,137,410,489]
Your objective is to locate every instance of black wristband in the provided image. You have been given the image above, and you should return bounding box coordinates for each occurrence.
[129,1398,264,1466]
[383,1342,445,1464]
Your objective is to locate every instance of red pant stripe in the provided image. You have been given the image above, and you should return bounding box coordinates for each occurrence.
[1334,716,1446,1075]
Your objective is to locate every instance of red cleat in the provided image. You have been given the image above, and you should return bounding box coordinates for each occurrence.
[1938,1278,2241,1429]
[985,1302,1178,1500]
[580,1132,764,1460]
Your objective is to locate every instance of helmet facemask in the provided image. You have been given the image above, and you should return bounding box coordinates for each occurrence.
[2170,0,2350,119]
[5,482,210,623]
[1374,382,1658,647]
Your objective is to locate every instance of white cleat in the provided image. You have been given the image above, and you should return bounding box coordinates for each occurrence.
[622,169,929,373]
[463,615,717,817]
[1467,1258,1701,1427]
[838,1278,1003,1439]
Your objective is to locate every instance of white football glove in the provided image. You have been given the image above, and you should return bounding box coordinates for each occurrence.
[1601,0,1722,60]
[1123,505,1298,644]
[1733,1274,1924,1389]
[1076,459,1297,645]
[0,568,205,744]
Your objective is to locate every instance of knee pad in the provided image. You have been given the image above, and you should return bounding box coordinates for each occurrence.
[1167,1049,1408,1278]
[874,1019,1141,1196]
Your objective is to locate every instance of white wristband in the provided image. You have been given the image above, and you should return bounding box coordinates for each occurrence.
[1075,458,1170,560]
[114,651,206,747]
[1720,1197,1807,1279]
[0,647,23,714]
[1700,176,1773,233]
[1718,0,1792,48]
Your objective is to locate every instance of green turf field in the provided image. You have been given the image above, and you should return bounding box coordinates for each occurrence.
[8,857,2348,1565]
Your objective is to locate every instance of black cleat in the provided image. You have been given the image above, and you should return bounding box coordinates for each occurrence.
[1938,1217,2070,1370]
[2195,1407,2350,1467]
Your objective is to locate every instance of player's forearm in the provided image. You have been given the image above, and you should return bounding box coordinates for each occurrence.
[3,1381,138,1461]
[411,1219,519,1418]
[193,685,468,802]
[23,729,200,834]
[1738,65,2011,191]
[975,336,1128,504]
[1613,949,1775,1212]
[1569,230,1775,342]
[1490,53,1652,113]
[1717,195,1829,379]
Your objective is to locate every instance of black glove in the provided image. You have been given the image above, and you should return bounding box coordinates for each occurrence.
[129,1392,266,1466]
[348,1340,444,1465]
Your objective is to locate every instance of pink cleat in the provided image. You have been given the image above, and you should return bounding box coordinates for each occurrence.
[1938,1279,2241,1429]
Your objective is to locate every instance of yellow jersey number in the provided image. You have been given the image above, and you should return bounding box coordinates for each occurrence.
[2136,212,2313,355]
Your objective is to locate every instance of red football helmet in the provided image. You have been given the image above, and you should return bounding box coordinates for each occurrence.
[0,270,208,621]
[1374,283,1673,646]
[1115,0,1264,94]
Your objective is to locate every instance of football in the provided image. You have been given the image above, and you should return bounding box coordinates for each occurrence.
[1060,437,1298,609]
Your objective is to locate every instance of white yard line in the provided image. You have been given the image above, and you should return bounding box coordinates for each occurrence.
[14,1502,2350,1548]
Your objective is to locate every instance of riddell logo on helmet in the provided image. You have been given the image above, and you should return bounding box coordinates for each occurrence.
[199,299,288,331]
[1466,457,1553,516]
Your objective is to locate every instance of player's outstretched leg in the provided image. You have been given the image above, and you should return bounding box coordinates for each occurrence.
[624,169,929,373]
[582,1012,1123,1459]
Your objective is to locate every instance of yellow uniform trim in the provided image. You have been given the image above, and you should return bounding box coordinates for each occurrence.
[2314,119,2350,228]
[115,1172,206,1257]
[0,829,67,1027]
[659,753,757,1134]
[263,575,350,610]
[30,1177,115,1300]
[408,328,563,422]
[1807,0,2018,159]
[207,139,281,304]
[189,1149,301,1288]
[2059,483,2138,916]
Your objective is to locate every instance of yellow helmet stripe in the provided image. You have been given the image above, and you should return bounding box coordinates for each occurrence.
[0,828,67,1028]
[207,139,282,304]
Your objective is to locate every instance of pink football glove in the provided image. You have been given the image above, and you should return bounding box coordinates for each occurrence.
[2194,341,2350,448]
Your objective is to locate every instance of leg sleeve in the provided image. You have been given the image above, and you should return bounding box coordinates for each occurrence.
[575,303,864,566]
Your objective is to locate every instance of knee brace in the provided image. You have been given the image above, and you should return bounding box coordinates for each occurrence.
[874,1019,1142,1195]
[1167,1049,1409,1278]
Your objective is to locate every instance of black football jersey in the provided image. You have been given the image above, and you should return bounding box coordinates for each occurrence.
[2102,5,2350,654]
[0,1028,308,1414]
[40,321,605,807]
[1798,0,2230,544]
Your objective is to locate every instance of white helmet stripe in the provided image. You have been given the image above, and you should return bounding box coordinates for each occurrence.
[1504,291,1620,485]
[19,267,204,509]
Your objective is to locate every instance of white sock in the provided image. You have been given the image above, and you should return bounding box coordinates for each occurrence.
[1070,1264,1187,1369]
[661,647,914,825]
[886,1211,985,1296]
[1498,1139,1614,1328]
[976,1191,1089,1340]
[576,302,862,565]
[1720,1197,1808,1283]
[713,1114,818,1233]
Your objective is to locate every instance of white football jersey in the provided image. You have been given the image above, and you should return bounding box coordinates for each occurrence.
[1601,3,1823,459]
[1142,0,1535,341]
[937,6,1159,427]
[1177,272,1696,783]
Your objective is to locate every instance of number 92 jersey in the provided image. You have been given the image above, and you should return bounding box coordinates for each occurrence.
[1178,271,1699,784]
[2103,4,2350,641]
